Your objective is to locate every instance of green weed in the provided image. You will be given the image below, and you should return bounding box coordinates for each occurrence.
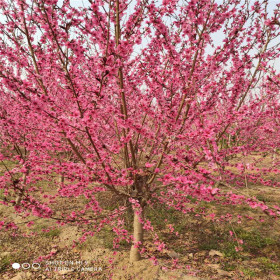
[240,267,256,278]
[0,255,12,273]
[222,263,236,271]
[42,228,61,238]
[256,257,280,274]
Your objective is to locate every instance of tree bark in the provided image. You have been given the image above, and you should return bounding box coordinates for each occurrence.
[129,209,144,262]
[57,174,64,192]
[15,171,28,205]
[272,148,277,165]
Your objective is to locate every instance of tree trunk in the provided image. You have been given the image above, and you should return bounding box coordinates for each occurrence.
[57,174,64,191]
[15,172,28,205]
[272,148,277,165]
[129,209,144,262]
[228,134,231,148]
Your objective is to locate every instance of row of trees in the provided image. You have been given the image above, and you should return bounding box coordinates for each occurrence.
[0,0,280,262]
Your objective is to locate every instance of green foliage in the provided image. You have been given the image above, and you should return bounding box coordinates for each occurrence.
[197,236,220,251]
[195,224,279,262]
[222,241,240,259]
[76,236,96,251]
[235,228,276,254]
[255,194,270,203]
[33,224,61,238]
[119,239,130,248]
[0,189,5,200]
[101,227,114,249]
[42,228,61,238]
[174,246,187,254]
[256,257,280,274]
[240,267,256,278]
[0,255,12,273]
[145,205,188,234]
[186,195,197,203]
[222,263,237,271]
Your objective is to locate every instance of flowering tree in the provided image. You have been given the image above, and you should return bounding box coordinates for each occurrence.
[0,0,280,263]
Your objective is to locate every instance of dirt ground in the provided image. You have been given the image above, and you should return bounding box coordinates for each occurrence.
[1,155,280,279]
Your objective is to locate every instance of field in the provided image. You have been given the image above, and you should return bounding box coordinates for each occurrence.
[0,0,280,279]
[0,155,280,280]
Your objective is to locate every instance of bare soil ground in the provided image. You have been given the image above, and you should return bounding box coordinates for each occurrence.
[0,156,280,280]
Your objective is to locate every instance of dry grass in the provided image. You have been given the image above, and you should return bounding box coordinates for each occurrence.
[0,154,280,279]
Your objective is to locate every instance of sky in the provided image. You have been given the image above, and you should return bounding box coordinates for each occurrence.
[65,0,280,58]
[2,0,279,52]
[1,0,279,73]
